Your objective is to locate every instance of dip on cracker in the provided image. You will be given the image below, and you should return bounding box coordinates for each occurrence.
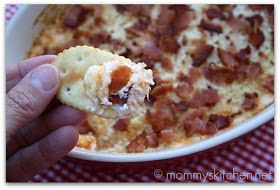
[53,46,154,118]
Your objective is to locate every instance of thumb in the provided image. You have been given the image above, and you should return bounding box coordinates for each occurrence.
[6,64,60,141]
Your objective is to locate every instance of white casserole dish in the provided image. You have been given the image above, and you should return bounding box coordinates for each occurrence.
[5,4,275,162]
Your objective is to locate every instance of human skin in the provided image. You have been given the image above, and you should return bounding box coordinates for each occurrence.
[6,55,87,181]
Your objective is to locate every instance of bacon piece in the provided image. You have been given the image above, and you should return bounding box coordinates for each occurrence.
[160,128,174,142]
[184,117,214,136]
[207,114,231,130]
[116,5,142,15]
[116,5,152,17]
[246,63,263,78]
[160,57,173,71]
[159,35,180,53]
[157,25,176,36]
[142,45,164,60]
[177,72,192,83]
[73,30,92,39]
[170,5,190,17]
[172,101,189,112]
[246,15,263,28]
[109,65,132,94]
[218,49,239,68]
[145,129,159,148]
[126,132,146,153]
[189,68,202,83]
[205,8,226,20]
[174,82,193,99]
[235,46,251,61]
[113,118,130,131]
[146,99,175,132]
[89,31,110,47]
[262,75,274,93]
[63,5,84,28]
[199,20,222,33]
[179,108,205,124]
[191,88,220,108]
[228,17,251,33]
[203,66,237,84]
[157,9,175,25]
[126,130,158,153]
[242,92,259,111]
[141,45,173,70]
[126,22,146,37]
[248,5,274,12]
[249,28,265,49]
[150,82,173,98]
[191,44,214,66]
[78,121,91,134]
[173,10,193,32]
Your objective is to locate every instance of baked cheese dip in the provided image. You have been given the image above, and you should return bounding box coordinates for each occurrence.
[27,5,274,153]
[53,46,154,118]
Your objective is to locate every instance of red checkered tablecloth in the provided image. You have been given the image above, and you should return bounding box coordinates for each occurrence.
[6,4,274,183]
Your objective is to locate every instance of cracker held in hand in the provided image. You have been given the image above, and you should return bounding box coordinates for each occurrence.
[53,46,154,118]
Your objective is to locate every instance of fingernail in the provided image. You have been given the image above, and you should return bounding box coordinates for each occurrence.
[31,65,58,91]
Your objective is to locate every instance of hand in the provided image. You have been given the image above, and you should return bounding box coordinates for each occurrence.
[6,55,87,182]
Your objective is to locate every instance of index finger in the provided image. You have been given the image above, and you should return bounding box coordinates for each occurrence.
[6,55,57,92]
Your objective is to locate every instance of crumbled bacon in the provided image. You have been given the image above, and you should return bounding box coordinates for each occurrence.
[116,5,152,17]
[126,130,158,153]
[179,108,205,124]
[262,75,274,93]
[191,44,214,66]
[73,30,92,38]
[113,118,130,131]
[157,9,176,25]
[141,45,173,70]
[126,22,146,37]
[150,82,173,98]
[126,132,146,153]
[160,56,173,71]
[157,25,176,36]
[160,128,174,142]
[146,99,175,132]
[207,114,231,130]
[189,68,202,83]
[235,46,251,61]
[89,31,110,47]
[218,49,239,68]
[142,44,164,60]
[246,63,263,78]
[63,5,85,28]
[172,101,189,112]
[249,28,265,49]
[159,35,180,53]
[184,117,213,136]
[203,65,237,84]
[242,92,259,111]
[246,15,263,28]
[248,5,274,12]
[173,10,193,32]
[109,65,132,94]
[205,8,226,20]
[174,82,193,99]
[191,88,220,108]
[199,20,222,33]
[228,17,251,33]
